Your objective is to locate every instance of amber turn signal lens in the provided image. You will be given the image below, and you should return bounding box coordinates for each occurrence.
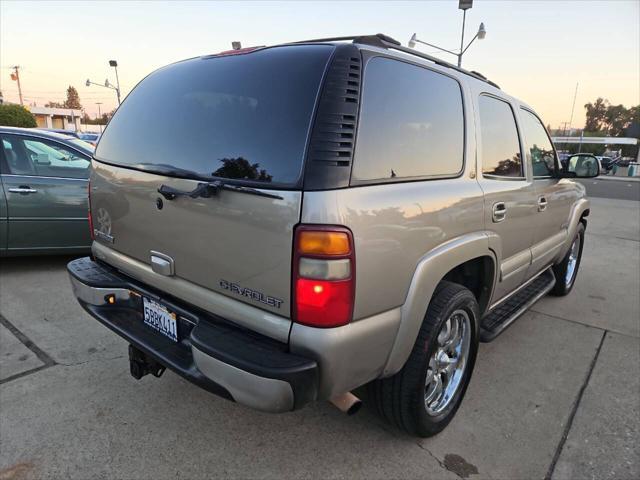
[298,231,350,255]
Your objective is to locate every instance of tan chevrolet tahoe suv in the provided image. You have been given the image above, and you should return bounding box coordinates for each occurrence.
[68,34,598,437]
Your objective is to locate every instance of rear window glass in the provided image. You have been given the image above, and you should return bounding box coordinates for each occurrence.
[352,57,464,183]
[95,45,334,186]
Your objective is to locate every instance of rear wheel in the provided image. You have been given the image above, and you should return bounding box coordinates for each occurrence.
[368,281,479,437]
[551,223,585,296]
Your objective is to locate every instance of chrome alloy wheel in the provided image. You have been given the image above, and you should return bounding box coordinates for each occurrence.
[565,235,581,287]
[424,309,471,416]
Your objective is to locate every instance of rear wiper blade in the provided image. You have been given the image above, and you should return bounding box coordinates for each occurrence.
[132,163,283,200]
[133,163,208,181]
[158,180,283,201]
[220,183,283,200]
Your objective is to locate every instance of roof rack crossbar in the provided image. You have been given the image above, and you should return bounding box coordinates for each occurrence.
[290,33,500,89]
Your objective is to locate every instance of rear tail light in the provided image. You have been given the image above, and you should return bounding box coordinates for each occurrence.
[87,179,94,240]
[293,226,355,328]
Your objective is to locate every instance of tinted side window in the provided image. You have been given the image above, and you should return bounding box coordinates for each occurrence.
[0,135,90,179]
[478,95,523,178]
[519,109,557,177]
[352,57,464,183]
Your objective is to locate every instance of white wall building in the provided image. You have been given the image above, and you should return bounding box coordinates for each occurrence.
[29,106,82,131]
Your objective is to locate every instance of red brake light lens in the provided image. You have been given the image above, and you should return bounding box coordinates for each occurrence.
[293,225,355,328]
[295,278,353,328]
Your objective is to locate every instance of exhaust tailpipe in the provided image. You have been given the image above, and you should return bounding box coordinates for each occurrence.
[329,392,362,415]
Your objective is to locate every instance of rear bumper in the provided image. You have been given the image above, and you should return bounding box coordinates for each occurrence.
[67,257,318,413]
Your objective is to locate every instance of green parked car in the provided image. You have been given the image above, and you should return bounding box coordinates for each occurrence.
[0,126,93,256]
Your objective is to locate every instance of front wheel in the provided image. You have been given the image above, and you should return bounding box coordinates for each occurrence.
[368,282,479,437]
[551,223,585,296]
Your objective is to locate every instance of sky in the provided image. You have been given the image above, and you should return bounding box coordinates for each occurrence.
[1,0,638,129]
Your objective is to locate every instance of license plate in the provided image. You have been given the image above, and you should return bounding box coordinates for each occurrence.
[142,297,178,342]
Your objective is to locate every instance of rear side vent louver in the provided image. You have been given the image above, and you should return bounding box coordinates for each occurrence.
[304,45,362,190]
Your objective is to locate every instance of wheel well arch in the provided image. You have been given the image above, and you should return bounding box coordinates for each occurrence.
[441,255,495,315]
[383,232,499,377]
[580,208,590,228]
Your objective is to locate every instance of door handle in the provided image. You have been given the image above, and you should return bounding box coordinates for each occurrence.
[538,196,548,212]
[492,202,507,223]
[8,186,38,194]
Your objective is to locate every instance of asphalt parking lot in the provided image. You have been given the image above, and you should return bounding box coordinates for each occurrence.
[1,196,638,480]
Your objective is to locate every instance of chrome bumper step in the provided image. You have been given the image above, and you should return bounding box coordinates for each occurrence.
[480,269,556,342]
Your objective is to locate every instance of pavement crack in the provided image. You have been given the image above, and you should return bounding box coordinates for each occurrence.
[58,354,125,368]
[530,309,639,339]
[416,442,465,479]
[585,231,640,243]
[0,313,56,367]
[544,329,607,480]
[0,364,54,385]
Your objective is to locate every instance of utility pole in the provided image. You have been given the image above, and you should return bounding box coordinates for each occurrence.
[567,82,579,136]
[95,102,103,133]
[10,66,23,105]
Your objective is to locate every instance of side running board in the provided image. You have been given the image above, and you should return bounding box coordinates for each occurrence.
[480,269,556,342]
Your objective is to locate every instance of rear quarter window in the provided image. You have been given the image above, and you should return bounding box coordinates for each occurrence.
[95,45,334,187]
[351,57,465,184]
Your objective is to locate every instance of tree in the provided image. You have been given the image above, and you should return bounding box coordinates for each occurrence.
[605,104,630,136]
[63,85,82,109]
[583,98,640,137]
[584,97,608,132]
[212,157,272,181]
[45,101,64,108]
[625,105,640,137]
[0,104,37,127]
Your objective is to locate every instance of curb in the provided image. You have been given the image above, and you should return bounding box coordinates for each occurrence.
[592,175,640,183]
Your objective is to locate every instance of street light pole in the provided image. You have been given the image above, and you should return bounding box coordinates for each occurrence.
[459,9,467,67]
[109,60,121,105]
[86,78,120,106]
[458,0,474,67]
[409,0,485,68]
[409,22,485,68]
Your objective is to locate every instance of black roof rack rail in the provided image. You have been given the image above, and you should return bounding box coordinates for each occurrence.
[291,33,500,90]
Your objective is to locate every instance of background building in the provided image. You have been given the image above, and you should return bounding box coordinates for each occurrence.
[29,106,82,131]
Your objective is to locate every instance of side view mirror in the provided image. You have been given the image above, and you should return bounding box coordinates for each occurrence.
[564,154,600,178]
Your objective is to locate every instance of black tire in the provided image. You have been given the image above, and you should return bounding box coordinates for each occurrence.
[367,281,479,437]
[550,222,585,296]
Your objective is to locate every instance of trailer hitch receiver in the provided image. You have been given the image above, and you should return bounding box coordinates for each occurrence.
[128,345,166,379]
